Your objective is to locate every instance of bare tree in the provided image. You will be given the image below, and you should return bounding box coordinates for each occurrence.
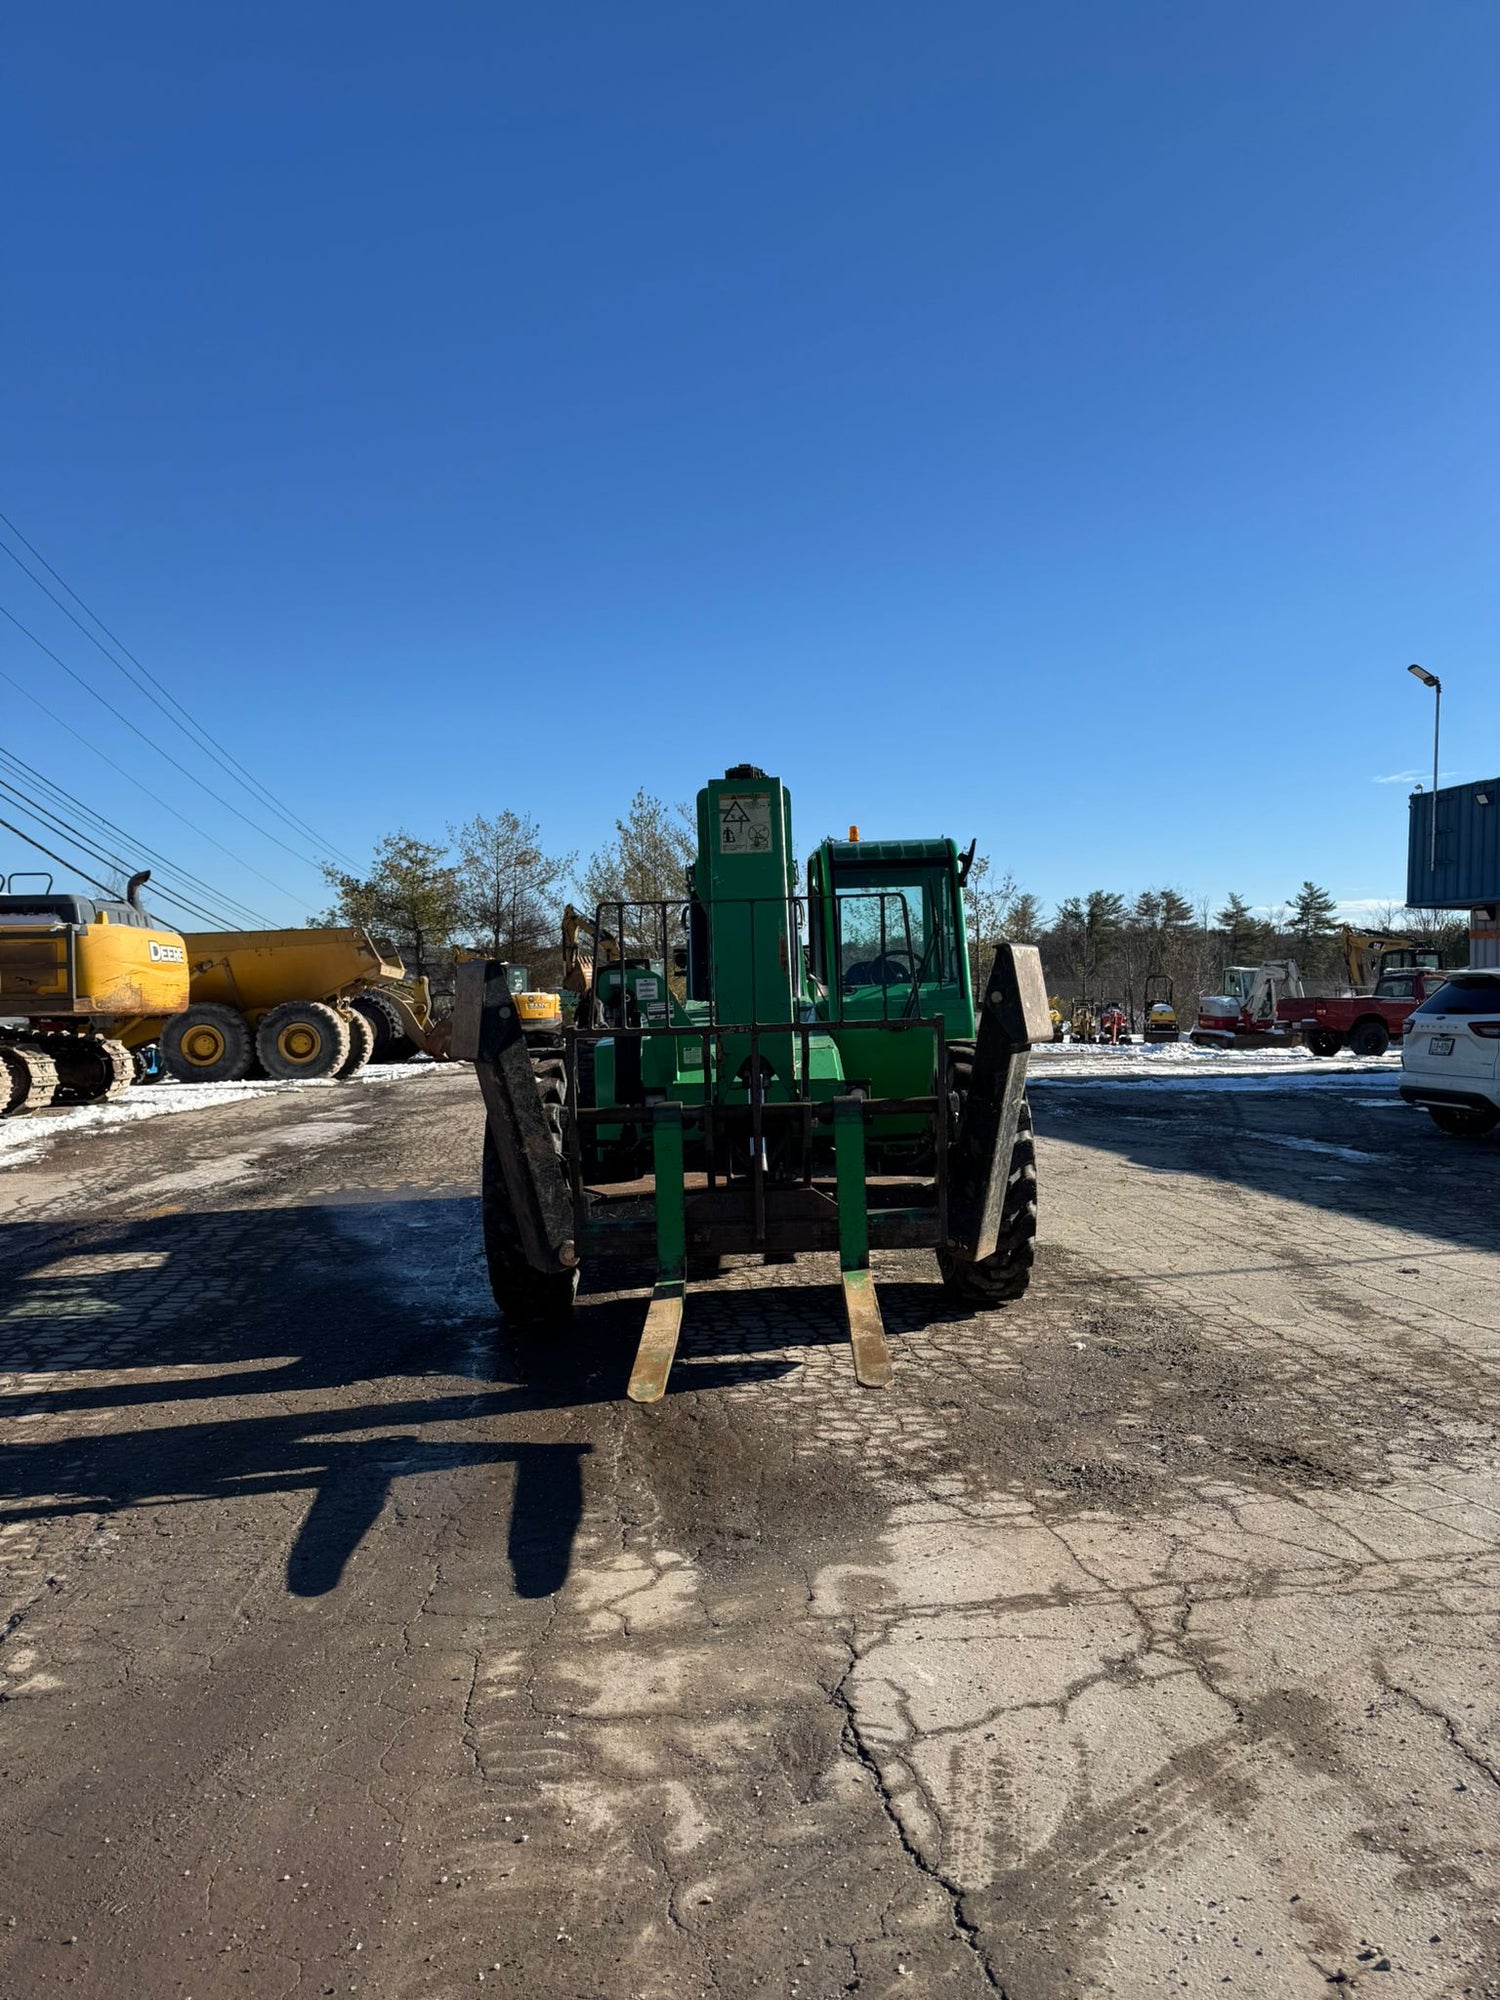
[450,810,574,968]
[577,789,697,959]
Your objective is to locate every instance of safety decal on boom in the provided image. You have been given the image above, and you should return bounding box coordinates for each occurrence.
[719,792,772,855]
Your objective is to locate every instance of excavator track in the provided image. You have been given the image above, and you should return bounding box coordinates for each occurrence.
[0,1043,60,1117]
[48,1035,135,1106]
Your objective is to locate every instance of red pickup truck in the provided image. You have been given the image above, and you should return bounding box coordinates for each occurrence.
[1278,969,1446,1058]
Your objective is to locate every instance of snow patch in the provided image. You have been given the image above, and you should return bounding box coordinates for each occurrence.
[1029,1040,1401,1088]
[0,1060,441,1169]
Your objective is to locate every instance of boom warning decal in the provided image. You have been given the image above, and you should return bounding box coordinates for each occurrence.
[718,792,773,855]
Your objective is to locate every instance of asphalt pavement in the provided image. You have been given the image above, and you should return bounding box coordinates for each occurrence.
[1,1062,1497,1999]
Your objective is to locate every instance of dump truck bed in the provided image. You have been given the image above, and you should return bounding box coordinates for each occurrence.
[180,929,404,1013]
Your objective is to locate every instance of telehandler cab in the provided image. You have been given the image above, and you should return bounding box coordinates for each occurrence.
[452,767,1050,1402]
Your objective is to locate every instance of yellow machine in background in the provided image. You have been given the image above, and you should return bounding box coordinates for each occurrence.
[132,927,417,1083]
[1068,998,1099,1043]
[0,870,190,1115]
[132,930,566,1084]
[1142,973,1179,1042]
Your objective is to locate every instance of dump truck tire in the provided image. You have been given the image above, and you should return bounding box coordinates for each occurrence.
[937,1095,1037,1305]
[50,1036,134,1106]
[481,1126,578,1326]
[1,1044,59,1116]
[336,1007,375,1079]
[352,990,417,1063]
[256,1000,351,1081]
[161,1003,256,1084]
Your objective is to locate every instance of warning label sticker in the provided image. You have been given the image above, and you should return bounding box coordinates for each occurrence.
[718,791,773,856]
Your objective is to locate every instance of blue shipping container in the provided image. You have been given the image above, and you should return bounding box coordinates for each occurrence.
[1407,778,1500,908]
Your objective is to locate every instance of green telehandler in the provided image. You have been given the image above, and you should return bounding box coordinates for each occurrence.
[451,765,1051,1402]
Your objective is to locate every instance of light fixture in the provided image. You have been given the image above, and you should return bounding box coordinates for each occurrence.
[1405,664,1443,874]
[1478,791,1492,807]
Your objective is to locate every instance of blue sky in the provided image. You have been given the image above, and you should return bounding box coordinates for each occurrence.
[1,2,1495,930]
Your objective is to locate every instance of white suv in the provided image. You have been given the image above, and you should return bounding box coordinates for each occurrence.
[1400,968,1500,1136]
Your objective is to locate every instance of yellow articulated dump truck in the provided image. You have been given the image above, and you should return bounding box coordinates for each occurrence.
[0,870,191,1115]
[131,931,562,1086]
[125,928,445,1085]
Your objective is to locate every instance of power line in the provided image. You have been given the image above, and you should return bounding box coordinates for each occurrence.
[0,598,339,875]
[0,816,115,897]
[0,753,263,926]
[0,511,357,868]
[0,652,311,905]
[0,779,238,927]
[0,745,270,926]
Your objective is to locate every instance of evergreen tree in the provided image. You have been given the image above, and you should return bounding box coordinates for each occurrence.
[1288,880,1339,947]
[1214,891,1270,963]
[1051,890,1125,993]
[317,832,463,982]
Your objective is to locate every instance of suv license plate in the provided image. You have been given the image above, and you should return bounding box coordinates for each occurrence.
[1428,1035,1454,1056]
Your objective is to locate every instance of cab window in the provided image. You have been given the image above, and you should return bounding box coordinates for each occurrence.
[831,865,959,990]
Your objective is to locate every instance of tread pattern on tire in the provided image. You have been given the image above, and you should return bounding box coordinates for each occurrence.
[256,1000,351,1081]
[352,990,418,1063]
[480,1042,578,1327]
[336,1007,375,1079]
[160,1003,256,1084]
[938,1045,1037,1305]
[482,1124,578,1326]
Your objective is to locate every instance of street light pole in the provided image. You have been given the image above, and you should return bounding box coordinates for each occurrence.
[1408,664,1442,877]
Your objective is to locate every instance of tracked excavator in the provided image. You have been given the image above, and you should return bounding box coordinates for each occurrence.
[0,870,190,1115]
[453,765,1051,1403]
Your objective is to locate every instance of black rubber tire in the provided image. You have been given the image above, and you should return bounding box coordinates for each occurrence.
[49,1036,133,1105]
[336,1007,375,1079]
[352,990,418,1063]
[0,1043,59,1116]
[1349,1019,1390,1058]
[481,1125,578,1326]
[161,1003,256,1084]
[1305,1030,1342,1058]
[255,1000,351,1081]
[1427,1103,1499,1138]
[937,1056,1037,1306]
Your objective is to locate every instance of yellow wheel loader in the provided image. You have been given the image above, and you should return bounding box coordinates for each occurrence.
[0,870,190,1115]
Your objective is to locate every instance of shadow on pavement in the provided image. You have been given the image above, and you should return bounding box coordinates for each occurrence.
[0,1198,779,1600]
[1030,1082,1500,1263]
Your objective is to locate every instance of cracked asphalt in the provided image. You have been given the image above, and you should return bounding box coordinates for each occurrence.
[1,1062,1497,1998]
